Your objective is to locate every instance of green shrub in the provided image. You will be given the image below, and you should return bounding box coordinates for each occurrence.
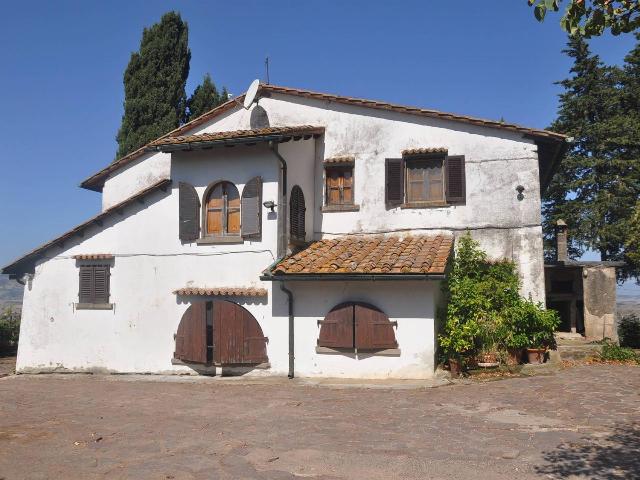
[600,341,640,363]
[618,314,640,349]
[0,307,20,352]
[438,233,560,364]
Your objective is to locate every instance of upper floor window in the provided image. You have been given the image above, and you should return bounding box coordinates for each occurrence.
[178,178,262,244]
[405,157,444,204]
[322,156,360,212]
[325,166,353,206]
[205,181,240,236]
[386,152,466,208]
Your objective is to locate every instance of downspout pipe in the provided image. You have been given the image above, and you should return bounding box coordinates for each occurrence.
[279,281,295,379]
[269,141,287,258]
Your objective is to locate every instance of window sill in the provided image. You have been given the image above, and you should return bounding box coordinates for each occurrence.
[315,346,401,356]
[400,201,449,209]
[76,303,113,310]
[321,204,360,213]
[196,236,243,245]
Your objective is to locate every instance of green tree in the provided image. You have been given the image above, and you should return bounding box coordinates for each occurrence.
[528,0,640,37]
[185,73,228,122]
[544,35,640,280]
[116,12,191,158]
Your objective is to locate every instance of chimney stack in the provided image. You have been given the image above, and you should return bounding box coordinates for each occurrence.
[555,219,568,263]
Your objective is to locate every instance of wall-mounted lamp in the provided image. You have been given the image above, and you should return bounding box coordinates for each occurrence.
[263,200,276,212]
[516,185,525,201]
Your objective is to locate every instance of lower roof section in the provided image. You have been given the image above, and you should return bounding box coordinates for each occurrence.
[263,235,452,281]
[173,287,268,297]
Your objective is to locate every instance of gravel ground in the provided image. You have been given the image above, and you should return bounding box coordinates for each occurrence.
[0,365,638,479]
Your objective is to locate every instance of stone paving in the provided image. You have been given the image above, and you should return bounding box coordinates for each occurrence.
[0,365,638,479]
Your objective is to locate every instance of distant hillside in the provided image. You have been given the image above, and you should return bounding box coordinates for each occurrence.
[0,275,23,307]
[618,281,640,317]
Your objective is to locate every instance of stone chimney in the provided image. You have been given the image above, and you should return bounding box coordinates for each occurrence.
[555,219,568,263]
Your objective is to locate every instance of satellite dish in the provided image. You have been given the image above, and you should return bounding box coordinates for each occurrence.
[243,79,260,109]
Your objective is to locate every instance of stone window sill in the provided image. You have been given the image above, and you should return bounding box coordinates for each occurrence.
[315,346,401,356]
[76,303,113,310]
[196,236,243,245]
[321,204,360,213]
[401,201,449,209]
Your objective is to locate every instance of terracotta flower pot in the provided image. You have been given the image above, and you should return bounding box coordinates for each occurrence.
[507,348,524,365]
[449,358,462,377]
[526,348,546,364]
[479,352,498,364]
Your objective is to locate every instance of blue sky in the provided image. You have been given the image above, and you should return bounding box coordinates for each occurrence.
[0,1,637,292]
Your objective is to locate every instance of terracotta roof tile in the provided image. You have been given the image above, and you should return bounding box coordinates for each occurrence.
[72,254,113,260]
[402,147,448,156]
[150,126,324,148]
[323,155,355,164]
[173,287,268,297]
[271,235,453,276]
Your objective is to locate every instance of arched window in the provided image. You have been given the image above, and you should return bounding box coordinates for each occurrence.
[290,185,306,241]
[204,181,240,236]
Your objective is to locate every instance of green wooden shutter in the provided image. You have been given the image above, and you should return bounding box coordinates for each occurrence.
[78,266,94,303]
[93,266,110,304]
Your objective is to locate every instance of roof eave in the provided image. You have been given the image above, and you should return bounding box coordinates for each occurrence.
[260,273,447,281]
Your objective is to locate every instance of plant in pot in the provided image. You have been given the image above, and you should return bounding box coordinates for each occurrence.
[517,300,560,364]
[438,317,479,377]
[476,314,500,367]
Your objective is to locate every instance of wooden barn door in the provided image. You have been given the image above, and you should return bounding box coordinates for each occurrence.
[213,300,268,365]
[174,302,208,364]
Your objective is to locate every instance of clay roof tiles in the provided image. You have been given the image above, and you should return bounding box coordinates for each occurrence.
[173,287,268,297]
[271,235,453,276]
[150,125,324,148]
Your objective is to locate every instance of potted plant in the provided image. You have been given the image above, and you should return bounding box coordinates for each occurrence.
[517,301,560,364]
[438,317,479,377]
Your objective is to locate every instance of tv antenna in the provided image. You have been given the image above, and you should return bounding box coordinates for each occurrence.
[264,56,270,84]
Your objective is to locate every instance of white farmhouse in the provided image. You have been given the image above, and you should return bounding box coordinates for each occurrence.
[3,83,567,379]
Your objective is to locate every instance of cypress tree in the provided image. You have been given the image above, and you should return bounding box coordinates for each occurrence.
[116,12,191,158]
[185,73,227,122]
[544,35,640,281]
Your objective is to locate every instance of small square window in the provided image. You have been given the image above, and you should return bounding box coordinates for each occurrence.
[77,263,112,309]
[325,166,354,206]
[405,157,444,204]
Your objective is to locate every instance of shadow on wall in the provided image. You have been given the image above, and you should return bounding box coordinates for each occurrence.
[535,423,640,479]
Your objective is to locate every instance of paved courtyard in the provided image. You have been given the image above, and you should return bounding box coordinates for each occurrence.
[0,365,638,479]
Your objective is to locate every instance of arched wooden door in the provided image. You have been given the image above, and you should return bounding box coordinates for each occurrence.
[174,300,268,365]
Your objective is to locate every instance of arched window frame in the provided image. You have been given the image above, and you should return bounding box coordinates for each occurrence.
[201,180,241,238]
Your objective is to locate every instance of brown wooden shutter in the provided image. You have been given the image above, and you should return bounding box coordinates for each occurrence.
[445,155,466,204]
[241,306,269,364]
[354,303,397,350]
[318,303,354,348]
[290,185,306,241]
[93,266,110,304]
[179,182,200,241]
[241,176,262,238]
[174,302,207,364]
[385,158,404,207]
[78,266,94,303]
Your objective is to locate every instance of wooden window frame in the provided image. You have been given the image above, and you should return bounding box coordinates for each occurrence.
[200,180,242,242]
[75,262,112,310]
[322,164,360,212]
[403,154,446,207]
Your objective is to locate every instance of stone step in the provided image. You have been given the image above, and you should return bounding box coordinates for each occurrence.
[556,344,602,361]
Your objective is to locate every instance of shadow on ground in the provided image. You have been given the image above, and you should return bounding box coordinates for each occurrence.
[536,423,640,479]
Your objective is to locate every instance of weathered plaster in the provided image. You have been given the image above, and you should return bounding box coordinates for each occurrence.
[583,266,618,340]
